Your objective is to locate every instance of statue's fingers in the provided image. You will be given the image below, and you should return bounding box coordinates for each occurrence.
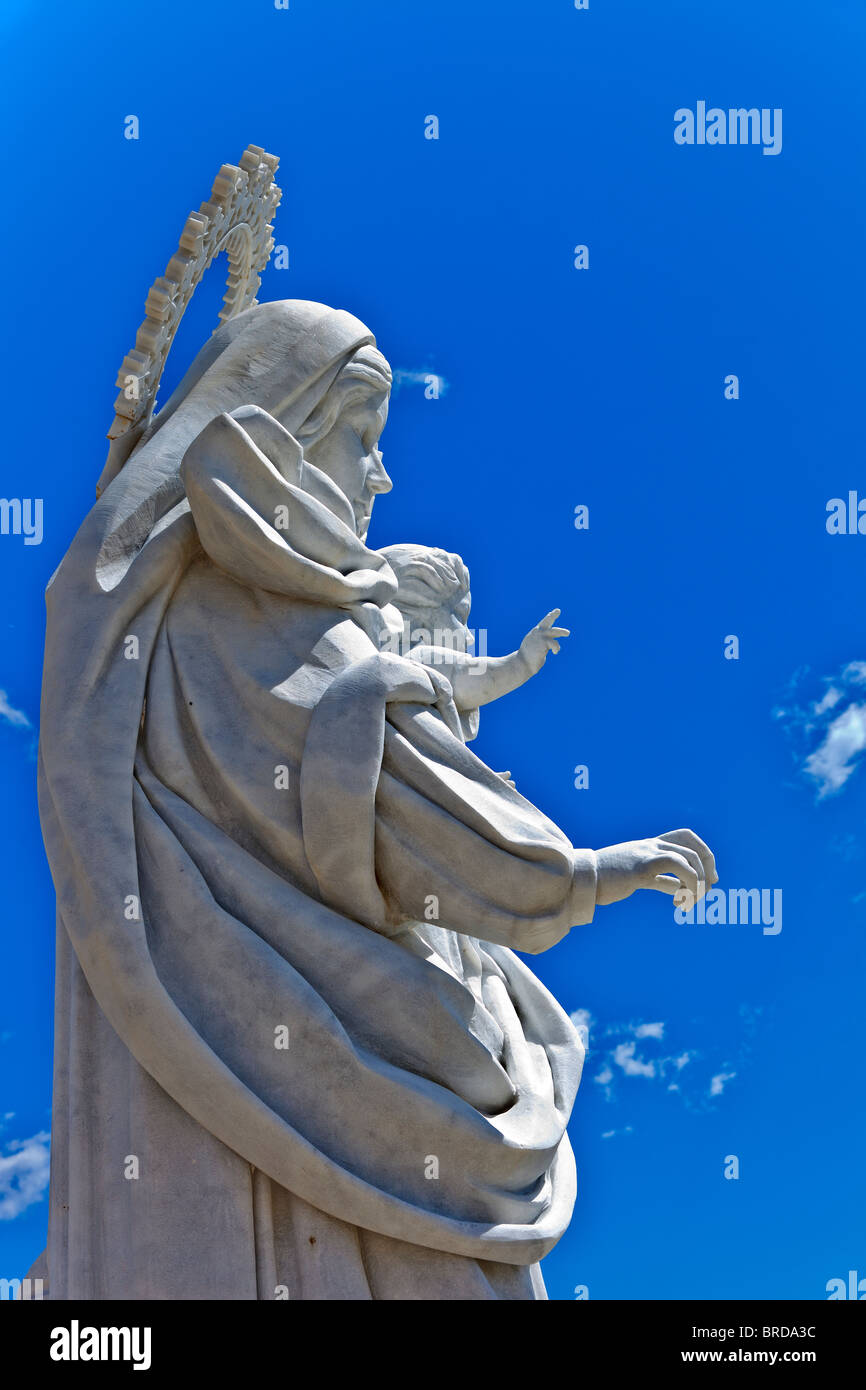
[651,854,699,899]
[660,828,718,885]
[657,840,706,892]
[549,626,570,638]
[652,875,684,897]
[538,609,560,629]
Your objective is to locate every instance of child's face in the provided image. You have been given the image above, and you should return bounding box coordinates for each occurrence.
[405,602,472,653]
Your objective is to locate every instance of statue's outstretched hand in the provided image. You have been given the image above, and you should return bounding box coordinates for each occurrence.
[595,829,718,907]
[519,609,570,676]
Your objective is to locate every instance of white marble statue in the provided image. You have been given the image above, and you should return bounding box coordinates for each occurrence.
[33,152,716,1302]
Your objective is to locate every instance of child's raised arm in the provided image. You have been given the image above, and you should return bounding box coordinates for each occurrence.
[409,609,569,711]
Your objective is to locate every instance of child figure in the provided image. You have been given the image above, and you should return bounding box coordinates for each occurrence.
[379,543,569,751]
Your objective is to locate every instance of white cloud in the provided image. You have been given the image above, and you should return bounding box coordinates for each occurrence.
[776,661,866,797]
[601,1126,633,1140]
[392,367,450,396]
[593,1065,614,1100]
[0,689,30,729]
[804,703,866,797]
[634,1021,665,1040]
[709,1072,736,1098]
[813,687,841,716]
[612,1041,656,1078]
[569,1008,592,1049]
[574,1009,749,1111]
[0,1130,50,1220]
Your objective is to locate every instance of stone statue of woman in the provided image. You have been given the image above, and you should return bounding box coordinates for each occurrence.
[34,295,716,1301]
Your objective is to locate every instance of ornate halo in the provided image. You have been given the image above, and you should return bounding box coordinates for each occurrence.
[103,144,281,485]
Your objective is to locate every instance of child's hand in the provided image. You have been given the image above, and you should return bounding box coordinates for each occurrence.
[519,609,570,676]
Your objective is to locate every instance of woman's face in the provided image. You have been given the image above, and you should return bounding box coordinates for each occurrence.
[305,391,392,539]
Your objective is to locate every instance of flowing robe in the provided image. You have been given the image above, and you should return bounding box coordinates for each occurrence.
[36,305,597,1301]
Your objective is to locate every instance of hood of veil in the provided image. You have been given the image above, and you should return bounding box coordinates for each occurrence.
[85,299,383,591]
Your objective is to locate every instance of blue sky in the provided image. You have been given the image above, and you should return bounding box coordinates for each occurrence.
[2,0,865,1300]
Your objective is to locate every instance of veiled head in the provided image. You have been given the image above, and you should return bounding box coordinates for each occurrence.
[97,300,395,554]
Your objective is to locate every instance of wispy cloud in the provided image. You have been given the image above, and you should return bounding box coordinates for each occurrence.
[570,1007,592,1049]
[570,1007,754,1122]
[0,689,30,729]
[709,1072,737,1097]
[392,367,450,397]
[804,705,866,797]
[634,1021,665,1040]
[775,661,866,798]
[601,1126,634,1140]
[0,1131,50,1221]
[611,1041,657,1078]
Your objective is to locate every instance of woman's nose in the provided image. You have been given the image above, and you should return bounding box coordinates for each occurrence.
[367,449,393,495]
